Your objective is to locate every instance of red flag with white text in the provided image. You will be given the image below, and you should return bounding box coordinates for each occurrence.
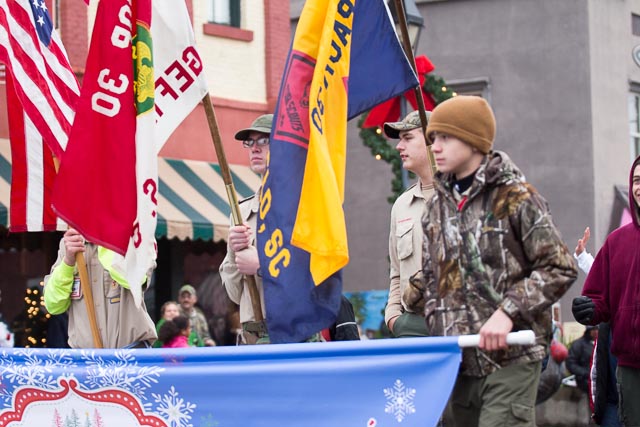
[52,0,138,254]
[52,0,154,304]
[53,0,207,303]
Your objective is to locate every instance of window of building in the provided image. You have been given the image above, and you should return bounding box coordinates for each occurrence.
[632,13,640,36]
[209,0,241,28]
[629,91,640,160]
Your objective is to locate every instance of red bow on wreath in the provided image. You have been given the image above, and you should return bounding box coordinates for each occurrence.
[362,55,437,129]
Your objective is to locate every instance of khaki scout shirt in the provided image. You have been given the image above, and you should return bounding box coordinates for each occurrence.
[219,193,267,323]
[385,182,434,327]
[44,242,157,348]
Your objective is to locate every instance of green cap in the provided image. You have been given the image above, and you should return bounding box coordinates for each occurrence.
[179,284,196,296]
[383,110,430,139]
[234,114,274,140]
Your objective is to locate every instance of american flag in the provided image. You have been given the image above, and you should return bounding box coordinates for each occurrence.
[0,0,77,231]
[0,0,79,158]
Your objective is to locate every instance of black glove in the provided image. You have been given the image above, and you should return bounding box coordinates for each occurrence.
[572,296,595,325]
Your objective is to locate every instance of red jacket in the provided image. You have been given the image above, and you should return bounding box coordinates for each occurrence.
[582,155,640,369]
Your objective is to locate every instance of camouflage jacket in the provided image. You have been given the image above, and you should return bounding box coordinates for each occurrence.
[420,151,577,377]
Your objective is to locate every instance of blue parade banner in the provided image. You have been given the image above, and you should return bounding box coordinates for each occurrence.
[0,337,460,426]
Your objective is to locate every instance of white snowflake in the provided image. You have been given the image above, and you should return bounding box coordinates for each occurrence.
[0,349,199,426]
[151,386,196,427]
[0,349,75,405]
[383,379,416,423]
[81,349,163,406]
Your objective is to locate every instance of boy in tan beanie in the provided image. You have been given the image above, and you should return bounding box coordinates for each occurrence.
[418,96,577,426]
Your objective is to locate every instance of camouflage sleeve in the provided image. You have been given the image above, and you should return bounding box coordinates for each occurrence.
[499,192,578,323]
[418,198,437,314]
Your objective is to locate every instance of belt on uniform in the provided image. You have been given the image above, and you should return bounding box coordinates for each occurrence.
[122,340,152,349]
[242,321,268,334]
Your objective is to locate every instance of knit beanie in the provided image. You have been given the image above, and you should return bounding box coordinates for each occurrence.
[426,96,496,154]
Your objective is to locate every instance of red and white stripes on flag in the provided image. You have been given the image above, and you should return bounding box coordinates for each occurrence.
[0,0,77,231]
[6,73,65,232]
[0,0,79,160]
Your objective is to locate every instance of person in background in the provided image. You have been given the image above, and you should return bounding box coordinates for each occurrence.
[153,300,200,348]
[322,295,360,341]
[178,285,216,347]
[158,315,191,349]
[46,313,69,348]
[566,325,598,393]
[573,227,621,427]
[383,110,434,338]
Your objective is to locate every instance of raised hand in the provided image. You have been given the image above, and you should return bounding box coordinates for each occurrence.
[574,227,590,256]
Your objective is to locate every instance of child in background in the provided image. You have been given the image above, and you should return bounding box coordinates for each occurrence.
[154,300,203,347]
[159,315,191,348]
[153,301,180,348]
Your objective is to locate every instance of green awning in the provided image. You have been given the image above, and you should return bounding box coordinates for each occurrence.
[0,140,260,242]
[156,156,260,241]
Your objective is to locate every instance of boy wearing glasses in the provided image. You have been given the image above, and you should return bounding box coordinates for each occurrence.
[220,114,272,344]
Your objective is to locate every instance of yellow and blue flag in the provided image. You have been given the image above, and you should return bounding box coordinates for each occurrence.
[257,0,419,343]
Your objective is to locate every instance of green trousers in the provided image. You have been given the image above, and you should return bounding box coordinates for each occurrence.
[392,312,429,338]
[443,361,541,427]
[617,365,640,427]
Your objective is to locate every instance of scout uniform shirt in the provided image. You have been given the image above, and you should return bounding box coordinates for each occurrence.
[220,193,267,323]
[385,182,434,326]
[44,241,157,348]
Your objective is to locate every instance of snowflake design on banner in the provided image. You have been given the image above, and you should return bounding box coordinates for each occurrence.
[0,349,197,427]
[384,379,416,423]
[152,386,196,426]
[81,349,164,409]
[0,349,75,404]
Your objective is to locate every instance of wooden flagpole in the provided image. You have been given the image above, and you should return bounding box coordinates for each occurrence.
[52,157,103,348]
[201,94,264,323]
[393,0,437,176]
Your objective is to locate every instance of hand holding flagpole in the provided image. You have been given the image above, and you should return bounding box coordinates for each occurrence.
[201,94,264,323]
[52,158,103,349]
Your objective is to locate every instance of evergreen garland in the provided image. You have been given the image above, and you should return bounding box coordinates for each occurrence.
[358,74,454,203]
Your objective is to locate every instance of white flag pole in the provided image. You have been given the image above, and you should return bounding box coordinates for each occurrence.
[457,330,536,348]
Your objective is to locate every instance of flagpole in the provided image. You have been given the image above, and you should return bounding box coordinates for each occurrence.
[393,0,437,176]
[52,157,104,349]
[458,330,536,348]
[201,94,265,323]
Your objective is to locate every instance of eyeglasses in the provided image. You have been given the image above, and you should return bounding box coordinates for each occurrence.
[242,137,270,148]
